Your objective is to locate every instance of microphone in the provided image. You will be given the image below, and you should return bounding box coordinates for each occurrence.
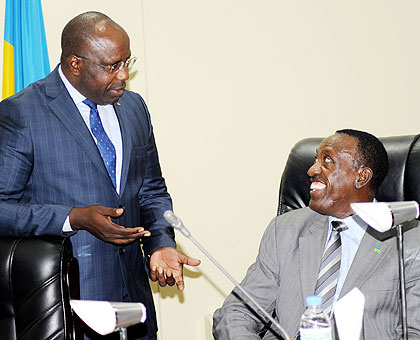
[163,210,190,237]
[164,210,291,340]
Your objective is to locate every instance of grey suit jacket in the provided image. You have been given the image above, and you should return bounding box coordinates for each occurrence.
[0,66,176,336]
[213,207,420,340]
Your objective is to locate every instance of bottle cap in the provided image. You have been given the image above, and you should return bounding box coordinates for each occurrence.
[306,295,322,306]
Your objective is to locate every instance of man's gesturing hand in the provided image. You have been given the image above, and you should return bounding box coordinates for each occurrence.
[69,205,150,244]
[150,247,201,291]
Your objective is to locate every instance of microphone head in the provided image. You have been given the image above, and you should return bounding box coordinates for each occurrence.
[163,210,190,237]
[164,210,179,226]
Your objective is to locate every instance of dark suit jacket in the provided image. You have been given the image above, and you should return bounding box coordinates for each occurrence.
[0,66,176,336]
[213,207,420,340]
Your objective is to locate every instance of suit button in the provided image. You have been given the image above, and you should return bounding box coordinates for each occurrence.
[119,248,125,254]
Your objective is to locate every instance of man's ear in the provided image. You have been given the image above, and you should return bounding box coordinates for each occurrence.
[67,55,82,76]
[355,167,373,189]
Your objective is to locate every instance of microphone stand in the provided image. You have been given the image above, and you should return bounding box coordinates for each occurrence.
[118,327,128,340]
[164,211,291,340]
[396,224,408,340]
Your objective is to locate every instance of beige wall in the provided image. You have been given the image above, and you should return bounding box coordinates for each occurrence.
[2,1,420,339]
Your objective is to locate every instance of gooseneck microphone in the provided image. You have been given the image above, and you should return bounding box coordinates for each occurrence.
[163,210,291,340]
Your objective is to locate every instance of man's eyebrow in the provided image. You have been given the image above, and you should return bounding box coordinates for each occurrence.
[107,58,123,65]
[112,55,131,64]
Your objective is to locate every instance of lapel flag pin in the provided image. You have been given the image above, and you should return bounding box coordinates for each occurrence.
[374,247,382,254]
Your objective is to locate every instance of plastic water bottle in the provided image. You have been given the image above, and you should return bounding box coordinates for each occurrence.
[299,295,332,340]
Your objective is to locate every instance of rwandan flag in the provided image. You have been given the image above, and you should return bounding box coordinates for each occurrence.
[2,0,50,100]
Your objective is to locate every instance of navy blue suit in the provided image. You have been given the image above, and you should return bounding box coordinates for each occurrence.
[0,66,176,337]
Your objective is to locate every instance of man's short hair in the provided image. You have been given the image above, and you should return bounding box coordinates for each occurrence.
[336,129,388,195]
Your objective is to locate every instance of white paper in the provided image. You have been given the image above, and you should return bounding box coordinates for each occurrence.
[334,288,365,340]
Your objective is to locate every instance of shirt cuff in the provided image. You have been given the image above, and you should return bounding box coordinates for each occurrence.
[62,215,74,234]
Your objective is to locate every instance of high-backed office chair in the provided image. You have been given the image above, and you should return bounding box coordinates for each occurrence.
[278,134,420,215]
[0,236,82,340]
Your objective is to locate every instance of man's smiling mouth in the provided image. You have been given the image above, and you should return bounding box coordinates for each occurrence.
[310,181,326,191]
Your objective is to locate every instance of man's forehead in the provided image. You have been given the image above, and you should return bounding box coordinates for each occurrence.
[316,133,358,155]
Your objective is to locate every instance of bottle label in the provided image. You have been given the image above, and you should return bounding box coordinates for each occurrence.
[299,327,332,340]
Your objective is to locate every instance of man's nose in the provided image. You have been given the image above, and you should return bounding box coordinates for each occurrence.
[307,162,320,177]
[115,65,130,81]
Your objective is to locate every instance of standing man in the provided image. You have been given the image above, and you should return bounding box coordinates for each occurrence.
[0,11,199,340]
[213,129,420,339]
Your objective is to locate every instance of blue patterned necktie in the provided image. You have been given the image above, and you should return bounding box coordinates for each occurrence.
[83,98,116,188]
[314,221,348,316]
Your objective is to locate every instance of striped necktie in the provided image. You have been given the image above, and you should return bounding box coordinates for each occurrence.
[83,98,116,188]
[314,221,348,316]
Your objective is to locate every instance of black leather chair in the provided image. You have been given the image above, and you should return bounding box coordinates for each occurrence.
[0,236,81,340]
[278,134,420,215]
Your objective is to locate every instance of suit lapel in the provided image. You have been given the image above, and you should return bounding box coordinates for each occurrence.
[299,215,329,300]
[113,101,132,196]
[339,228,392,298]
[45,68,115,187]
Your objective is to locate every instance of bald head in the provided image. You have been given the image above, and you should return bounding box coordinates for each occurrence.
[60,11,126,66]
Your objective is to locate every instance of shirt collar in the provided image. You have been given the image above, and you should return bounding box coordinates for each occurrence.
[328,214,367,240]
[327,198,376,238]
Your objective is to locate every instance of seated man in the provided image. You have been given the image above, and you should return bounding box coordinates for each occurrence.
[213,129,420,339]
